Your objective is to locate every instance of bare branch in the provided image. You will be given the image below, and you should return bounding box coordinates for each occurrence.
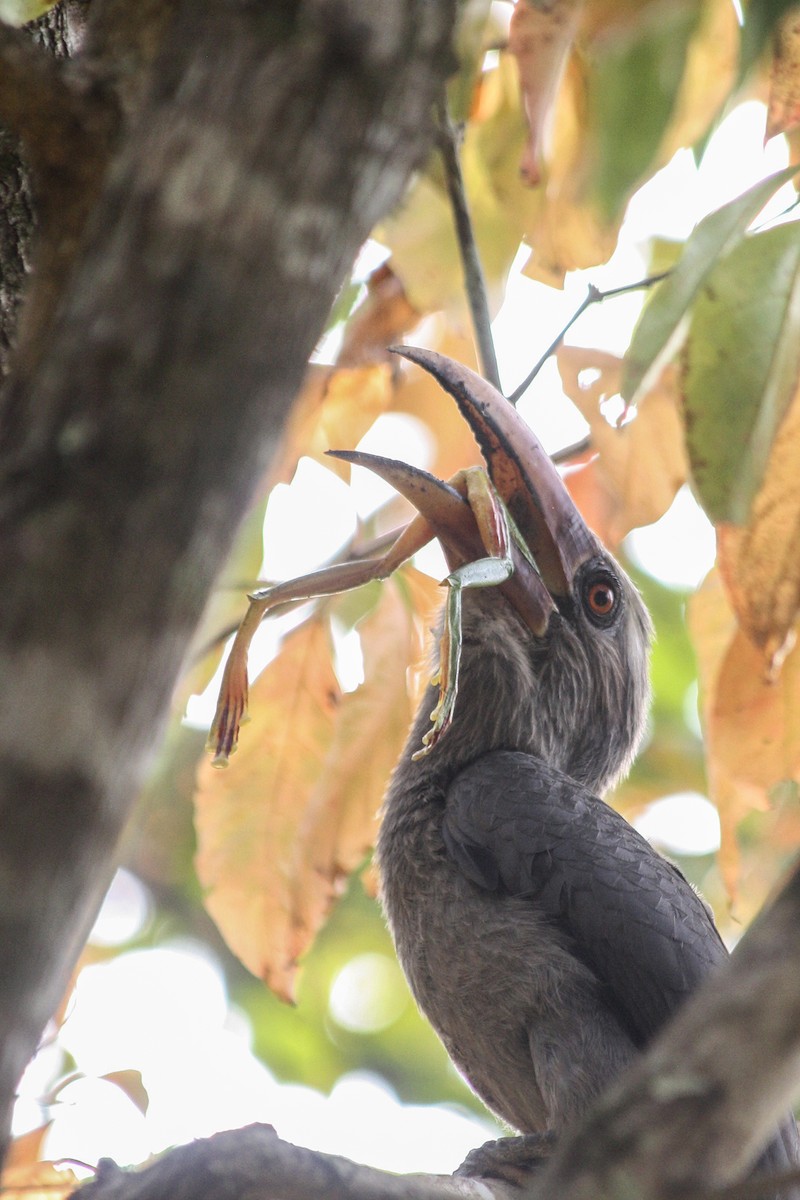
[74,1124,518,1200]
[436,96,501,392]
[507,272,670,405]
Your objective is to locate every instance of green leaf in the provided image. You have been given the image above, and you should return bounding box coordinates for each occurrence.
[622,164,800,404]
[588,4,701,223]
[0,0,56,25]
[683,222,800,524]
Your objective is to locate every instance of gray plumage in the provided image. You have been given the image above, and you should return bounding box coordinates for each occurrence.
[377,556,800,1178]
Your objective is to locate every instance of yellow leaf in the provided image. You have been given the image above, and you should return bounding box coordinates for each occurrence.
[195,618,341,999]
[0,1161,78,1200]
[269,363,394,487]
[767,7,800,139]
[520,56,621,286]
[194,568,440,999]
[716,384,800,674]
[557,345,688,540]
[562,449,621,549]
[102,1069,150,1115]
[379,58,540,315]
[688,570,800,895]
[657,0,739,161]
[508,0,583,187]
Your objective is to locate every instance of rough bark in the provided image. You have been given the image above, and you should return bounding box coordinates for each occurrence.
[75,1125,516,1200]
[0,0,456,1156]
[0,2,85,376]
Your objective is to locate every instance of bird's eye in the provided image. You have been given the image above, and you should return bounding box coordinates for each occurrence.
[584,577,617,624]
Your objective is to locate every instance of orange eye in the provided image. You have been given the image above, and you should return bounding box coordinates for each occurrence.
[587,581,615,617]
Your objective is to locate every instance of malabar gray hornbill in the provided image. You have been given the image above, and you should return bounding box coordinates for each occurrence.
[210,346,799,1185]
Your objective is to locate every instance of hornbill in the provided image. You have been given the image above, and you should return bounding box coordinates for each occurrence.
[210,347,799,1185]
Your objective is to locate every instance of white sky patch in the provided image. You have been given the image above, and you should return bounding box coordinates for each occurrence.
[635,792,721,857]
[351,413,435,519]
[39,939,498,1174]
[625,486,716,590]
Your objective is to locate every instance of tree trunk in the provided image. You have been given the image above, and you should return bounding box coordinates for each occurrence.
[0,0,456,1156]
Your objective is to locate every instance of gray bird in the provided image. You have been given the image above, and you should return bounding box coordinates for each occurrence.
[363,347,800,1185]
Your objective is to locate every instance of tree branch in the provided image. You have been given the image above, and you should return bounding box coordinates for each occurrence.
[0,0,456,1159]
[507,272,669,405]
[436,96,501,392]
[535,858,800,1200]
[74,1125,518,1200]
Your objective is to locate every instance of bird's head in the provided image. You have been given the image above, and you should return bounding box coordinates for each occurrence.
[340,348,652,797]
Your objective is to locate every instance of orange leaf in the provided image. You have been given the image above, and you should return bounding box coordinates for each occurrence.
[562,449,620,549]
[508,0,583,187]
[767,9,800,139]
[557,345,688,540]
[716,384,800,675]
[195,618,341,999]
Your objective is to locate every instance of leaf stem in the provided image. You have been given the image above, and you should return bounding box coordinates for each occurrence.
[508,270,670,406]
[436,95,502,392]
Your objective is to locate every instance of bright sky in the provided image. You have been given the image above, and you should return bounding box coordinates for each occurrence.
[22,100,792,1178]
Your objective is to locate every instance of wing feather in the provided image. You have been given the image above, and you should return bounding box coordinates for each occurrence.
[442,750,727,1047]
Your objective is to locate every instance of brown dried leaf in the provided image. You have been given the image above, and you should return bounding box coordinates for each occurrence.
[688,570,800,895]
[195,618,341,999]
[0,1161,78,1200]
[508,0,583,187]
[716,383,800,674]
[290,568,440,941]
[557,345,688,540]
[269,363,393,486]
[767,6,800,139]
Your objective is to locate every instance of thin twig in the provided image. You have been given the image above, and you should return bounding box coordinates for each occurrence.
[507,270,671,406]
[435,95,502,392]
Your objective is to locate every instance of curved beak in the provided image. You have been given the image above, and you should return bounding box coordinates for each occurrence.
[328,449,556,638]
[393,346,600,598]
